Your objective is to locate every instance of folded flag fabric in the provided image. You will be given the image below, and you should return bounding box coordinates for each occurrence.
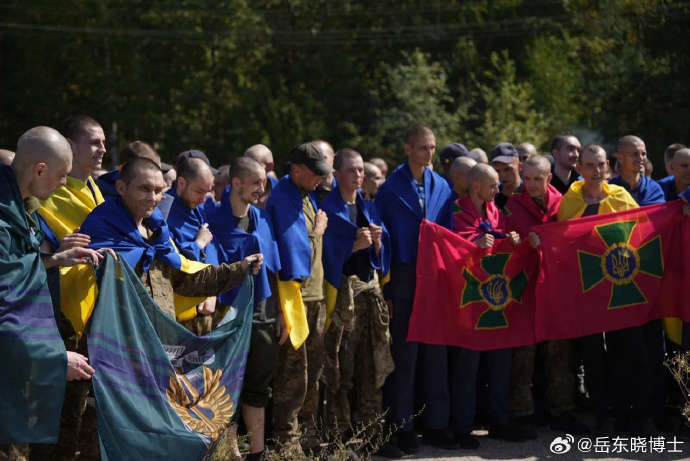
[534,201,687,341]
[408,220,538,351]
[0,165,67,443]
[88,254,254,460]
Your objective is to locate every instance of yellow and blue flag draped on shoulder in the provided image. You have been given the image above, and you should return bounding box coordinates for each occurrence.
[320,189,391,327]
[88,254,254,460]
[374,161,453,266]
[206,198,281,308]
[265,176,315,349]
[0,165,67,443]
[166,188,217,264]
[557,180,639,221]
[38,175,105,248]
[63,199,208,335]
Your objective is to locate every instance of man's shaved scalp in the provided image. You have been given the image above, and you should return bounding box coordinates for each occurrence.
[673,148,690,162]
[369,157,387,171]
[230,156,265,181]
[363,162,381,177]
[14,126,71,173]
[467,163,498,184]
[177,157,214,182]
[63,115,102,140]
[450,156,477,175]
[333,148,362,171]
[617,135,644,152]
[404,124,434,145]
[522,155,552,174]
[244,144,274,165]
[579,144,606,163]
[119,157,162,184]
[0,149,15,166]
[120,141,161,166]
[664,143,686,162]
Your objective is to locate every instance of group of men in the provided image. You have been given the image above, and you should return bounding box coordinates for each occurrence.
[1,116,690,461]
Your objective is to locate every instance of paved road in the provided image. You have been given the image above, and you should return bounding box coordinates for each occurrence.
[373,426,690,461]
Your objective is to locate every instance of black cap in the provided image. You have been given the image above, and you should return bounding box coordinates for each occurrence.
[490,142,519,164]
[176,149,220,175]
[290,142,334,176]
[440,143,470,165]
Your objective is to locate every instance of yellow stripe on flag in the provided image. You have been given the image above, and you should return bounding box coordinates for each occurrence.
[277,280,309,349]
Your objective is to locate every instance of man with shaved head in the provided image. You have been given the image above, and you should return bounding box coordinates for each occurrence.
[452,163,524,448]
[206,157,285,461]
[362,161,384,199]
[449,156,476,200]
[39,116,110,251]
[375,124,455,453]
[609,136,664,206]
[608,136,667,433]
[0,127,111,460]
[213,164,231,202]
[548,145,650,437]
[516,142,538,163]
[468,147,489,164]
[659,148,690,202]
[244,144,279,207]
[312,139,337,204]
[166,158,218,335]
[0,149,14,166]
[504,155,588,436]
[369,157,388,180]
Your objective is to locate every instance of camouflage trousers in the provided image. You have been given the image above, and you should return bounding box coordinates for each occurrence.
[508,340,576,418]
[272,299,326,451]
[0,444,29,461]
[324,293,384,439]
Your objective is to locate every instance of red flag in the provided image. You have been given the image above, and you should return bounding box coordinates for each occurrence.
[534,201,686,341]
[408,220,539,350]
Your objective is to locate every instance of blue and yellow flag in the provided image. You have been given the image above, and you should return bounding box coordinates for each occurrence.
[62,199,209,335]
[166,188,216,263]
[88,254,254,460]
[206,199,280,308]
[0,165,67,443]
[320,189,391,326]
[265,176,318,348]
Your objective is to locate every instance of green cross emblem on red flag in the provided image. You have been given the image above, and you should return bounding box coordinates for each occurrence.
[577,220,664,309]
[461,253,528,329]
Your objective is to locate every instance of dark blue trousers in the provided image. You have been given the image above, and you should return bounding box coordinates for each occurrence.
[383,264,450,433]
[449,347,512,435]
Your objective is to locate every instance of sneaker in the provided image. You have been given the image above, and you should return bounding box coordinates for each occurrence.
[595,417,616,438]
[396,431,419,455]
[512,416,538,440]
[550,412,590,435]
[488,424,528,443]
[422,429,461,449]
[453,432,480,450]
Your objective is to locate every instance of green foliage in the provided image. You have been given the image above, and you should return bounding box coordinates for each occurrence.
[0,0,688,174]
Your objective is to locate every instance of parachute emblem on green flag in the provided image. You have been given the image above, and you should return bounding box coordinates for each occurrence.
[460,252,528,329]
[577,220,664,309]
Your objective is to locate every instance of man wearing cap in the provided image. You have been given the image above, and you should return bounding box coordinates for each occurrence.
[375,124,455,453]
[491,142,522,210]
[266,142,332,456]
[440,143,470,187]
[549,135,582,195]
